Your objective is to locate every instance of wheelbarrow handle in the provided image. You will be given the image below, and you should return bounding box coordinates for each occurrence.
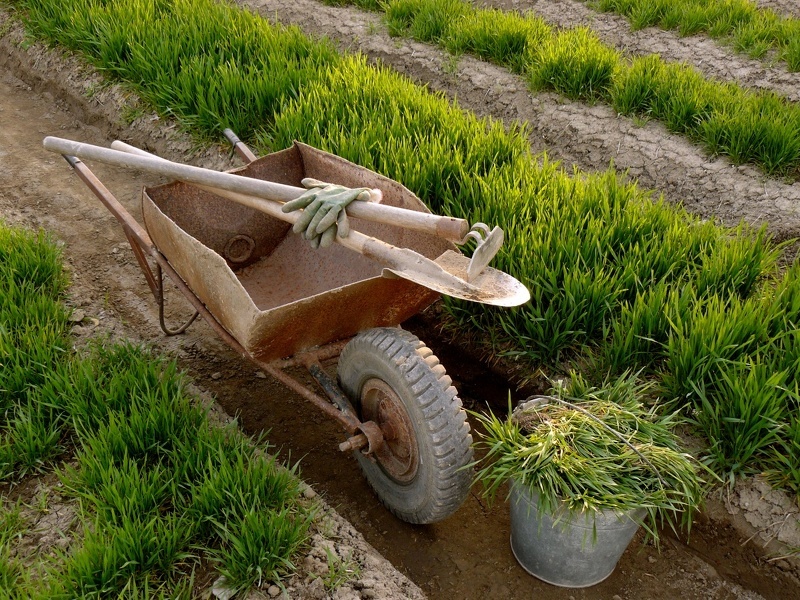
[83,140,469,289]
[42,136,470,243]
[222,128,257,163]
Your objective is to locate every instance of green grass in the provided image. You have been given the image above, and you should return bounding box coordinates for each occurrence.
[595,0,800,71]
[7,0,800,502]
[473,373,708,543]
[0,224,70,479]
[443,8,550,73]
[380,0,800,178]
[0,222,313,597]
[47,344,314,599]
[530,26,621,100]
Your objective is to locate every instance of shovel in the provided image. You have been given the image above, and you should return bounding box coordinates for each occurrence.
[43,136,530,307]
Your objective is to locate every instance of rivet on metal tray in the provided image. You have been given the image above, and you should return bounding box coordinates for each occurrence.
[224,234,255,263]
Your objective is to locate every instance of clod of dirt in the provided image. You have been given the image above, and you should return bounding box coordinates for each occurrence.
[729,477,800,549]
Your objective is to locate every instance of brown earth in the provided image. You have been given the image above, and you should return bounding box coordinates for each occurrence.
[756,0,800,19]
[485,0,800,102]
[2,3,800,600]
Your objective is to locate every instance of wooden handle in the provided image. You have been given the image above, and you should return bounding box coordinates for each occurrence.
[44,137,469,242]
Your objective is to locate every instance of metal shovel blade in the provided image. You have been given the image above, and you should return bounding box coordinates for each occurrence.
[383,250,530,307]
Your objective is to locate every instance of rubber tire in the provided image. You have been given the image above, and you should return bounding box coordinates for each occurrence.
[337,327,473,524]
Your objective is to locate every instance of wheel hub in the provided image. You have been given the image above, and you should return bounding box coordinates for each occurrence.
[360,378,419,483]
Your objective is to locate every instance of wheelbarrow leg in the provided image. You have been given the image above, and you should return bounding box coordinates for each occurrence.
[62,155,205,338]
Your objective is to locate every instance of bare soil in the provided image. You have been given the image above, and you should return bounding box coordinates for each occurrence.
[485,0,800,102]
[2,4,800,600]
[756,0,800,19]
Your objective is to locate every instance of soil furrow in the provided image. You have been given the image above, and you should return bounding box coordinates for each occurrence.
[0,16,424,600]
[483,0,800,103]
[246,0,800,243]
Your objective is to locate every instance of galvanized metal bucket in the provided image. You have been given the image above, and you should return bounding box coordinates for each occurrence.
[509,481,644,588]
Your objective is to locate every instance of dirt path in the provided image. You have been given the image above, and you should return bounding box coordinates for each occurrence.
[249,0,800,244]
[2,7,800,600]
[484,0,800,102]
[0,31,424,600]
[757,0,800,19]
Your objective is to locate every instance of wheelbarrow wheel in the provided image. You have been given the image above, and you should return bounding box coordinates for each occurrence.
[338,327,473,524]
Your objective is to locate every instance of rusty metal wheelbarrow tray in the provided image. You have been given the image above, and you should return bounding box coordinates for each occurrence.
[141,141,452,364]
[61,140,479,525]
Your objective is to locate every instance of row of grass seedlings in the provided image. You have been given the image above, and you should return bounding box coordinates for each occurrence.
[596,282,676,377]
[19,0,340,141]
[612,56,719,135]
[44,343,313,597]
[596,0,800,71]
[662,292,774,403]
[528,26,620,101]
[598,219,779,377]
[658,286,800,482]
[691,357,789,485]
[703,93,800,175]
[381,0,800,177]
[611,49,800,176]
[385,0,469,42]
[0,219,312,593]
[12,0,800,493]
[0,225,70,480]
[442,8,551,73]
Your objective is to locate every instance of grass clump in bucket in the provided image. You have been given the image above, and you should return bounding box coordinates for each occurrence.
[473,373,709,542]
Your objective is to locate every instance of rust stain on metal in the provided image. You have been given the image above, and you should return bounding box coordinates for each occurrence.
[142,142,453,362]
[359,378,419,482]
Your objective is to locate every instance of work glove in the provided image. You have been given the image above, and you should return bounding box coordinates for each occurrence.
[282,178,371,248]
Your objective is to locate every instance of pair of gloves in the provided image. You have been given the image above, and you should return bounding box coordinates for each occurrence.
[281,178,371,249]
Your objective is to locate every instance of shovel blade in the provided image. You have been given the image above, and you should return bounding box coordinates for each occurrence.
[383,250,530,307]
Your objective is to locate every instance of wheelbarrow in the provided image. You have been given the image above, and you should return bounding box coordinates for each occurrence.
[44,133,530,524]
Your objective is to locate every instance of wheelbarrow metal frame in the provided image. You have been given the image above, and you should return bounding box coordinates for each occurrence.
[63,153,382,453]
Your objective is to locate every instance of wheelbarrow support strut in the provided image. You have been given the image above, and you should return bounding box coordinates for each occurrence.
[60,153,384,456]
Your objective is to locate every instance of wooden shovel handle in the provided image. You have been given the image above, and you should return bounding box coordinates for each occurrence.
[43,137,469,242]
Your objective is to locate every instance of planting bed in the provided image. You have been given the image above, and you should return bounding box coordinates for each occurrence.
[2,1,800,599]
[486,0,800,102]
[249,0,800,243]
